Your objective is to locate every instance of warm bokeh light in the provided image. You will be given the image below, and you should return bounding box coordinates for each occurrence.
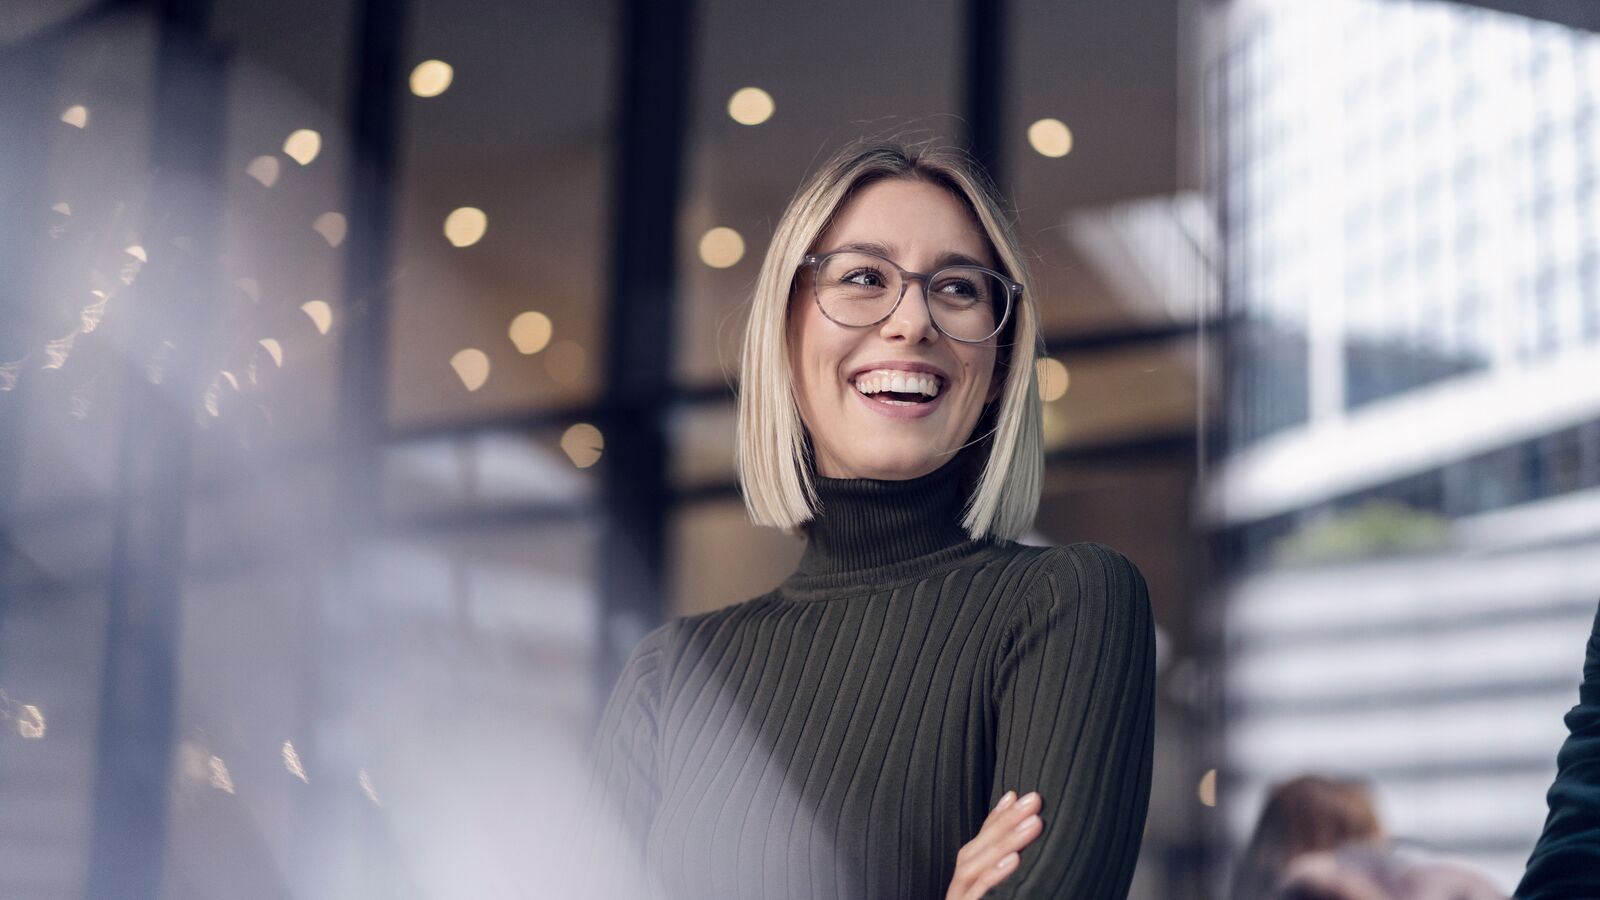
[81,290,109,333]
[1036,357,1070,402]
[358,768,381,806]
[283,128,322,166]
[698,226,744,268]
[208,755,235,794]
[545,339,586,386]
[43,330,76,369]
[1027,118,1074,158]
[124,244,147,263]
[259,338,284,367]
[301,300,332,335]
[19,704,45,740]
[410,59,454,97]
[282,741,308,783]
[727,86,774,125]
[444,206,488,247]
[245,155,280,187]
[561,423,604,468]
[1197,769,1217,807]
[312,211,347,247]
[450,348,490,391]
[509,311,553,354]
[60,104,87,128]
[51,202,71,216]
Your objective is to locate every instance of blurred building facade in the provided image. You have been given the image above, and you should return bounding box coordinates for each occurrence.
[1204,0,1600,891]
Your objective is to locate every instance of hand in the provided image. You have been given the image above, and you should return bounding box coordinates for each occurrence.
[945,790,1044,900]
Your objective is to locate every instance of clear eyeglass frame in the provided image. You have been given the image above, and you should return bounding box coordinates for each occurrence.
[800,249,1022,344]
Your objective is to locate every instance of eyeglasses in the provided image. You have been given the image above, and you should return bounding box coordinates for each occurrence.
[800,248,1021,344]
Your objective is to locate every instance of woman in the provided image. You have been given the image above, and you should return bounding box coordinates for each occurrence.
[574,138,1156,899]
[1230,774,1386,900]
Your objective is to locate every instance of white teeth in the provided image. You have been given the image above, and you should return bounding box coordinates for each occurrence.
[851,369,942,398]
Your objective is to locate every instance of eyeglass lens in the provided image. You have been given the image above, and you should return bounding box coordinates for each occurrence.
[813,252,1006,342]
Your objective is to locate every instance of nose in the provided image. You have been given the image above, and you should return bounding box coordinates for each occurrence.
[879,278,938,344]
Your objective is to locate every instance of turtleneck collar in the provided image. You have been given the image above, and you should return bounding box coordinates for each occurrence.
[792,448,981,579]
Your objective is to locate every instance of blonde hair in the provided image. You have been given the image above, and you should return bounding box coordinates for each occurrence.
[735,137,1043,540]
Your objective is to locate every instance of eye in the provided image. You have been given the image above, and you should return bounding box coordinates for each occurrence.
[840,267,888,287]
[935,277,979,297]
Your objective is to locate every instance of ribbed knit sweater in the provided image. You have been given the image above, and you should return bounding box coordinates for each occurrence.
[576,452,1156,899]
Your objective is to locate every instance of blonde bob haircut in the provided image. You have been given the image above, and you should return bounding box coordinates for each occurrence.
[736,137,1044,541]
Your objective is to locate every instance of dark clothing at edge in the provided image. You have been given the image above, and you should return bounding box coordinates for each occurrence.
[1516,599,1600,899]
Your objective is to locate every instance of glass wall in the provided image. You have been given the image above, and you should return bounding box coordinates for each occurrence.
[1208,0,1600,891]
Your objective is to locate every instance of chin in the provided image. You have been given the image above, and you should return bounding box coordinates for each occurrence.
[843,445,951,481]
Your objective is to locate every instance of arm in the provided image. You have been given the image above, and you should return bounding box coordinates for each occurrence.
[1515,600,1600,900]
[569,620,675,898]
[985,543,1156,899]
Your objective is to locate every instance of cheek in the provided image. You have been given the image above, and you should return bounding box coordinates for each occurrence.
[787,302,841,414]
[962,348,1000,405]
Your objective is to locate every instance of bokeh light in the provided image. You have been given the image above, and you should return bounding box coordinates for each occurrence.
[409,59,454,97]
[444,207,488,247]
[1197,769,1217,807]
[450,348,490,391]
[258,338,284,367]
[312,211,347,247]
[509,311,553,354]
[300,300,332,335]
[727,87,774,125]
[282,741,308,783]
[561,423,604,468]
[246,155,280,187]
[1036,357,1070,402]
[1027,118,1074,158]
[544,340,586,386]
[283,128,322,165]
[698,226,744,268]
[60,104,87,128]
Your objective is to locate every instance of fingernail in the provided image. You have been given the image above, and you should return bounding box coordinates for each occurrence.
[995,852,1018,870]
[1017,792,1040,809]
[1013,814,1038,833]
[995,790,1015,810]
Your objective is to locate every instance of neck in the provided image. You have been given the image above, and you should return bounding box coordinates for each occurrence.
[796,450,976,576]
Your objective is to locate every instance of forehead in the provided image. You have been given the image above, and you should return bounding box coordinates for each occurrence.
[816,178,993,266]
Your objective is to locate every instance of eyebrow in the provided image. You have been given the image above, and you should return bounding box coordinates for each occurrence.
[829,240,992,271]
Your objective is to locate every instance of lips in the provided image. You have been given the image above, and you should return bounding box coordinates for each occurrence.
[846,361,950,420]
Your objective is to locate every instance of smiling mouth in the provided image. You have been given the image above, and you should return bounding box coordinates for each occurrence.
[850,369,945,405]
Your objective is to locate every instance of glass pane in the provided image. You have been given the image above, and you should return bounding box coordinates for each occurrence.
[388,2,615,427]
[674,0,964,388]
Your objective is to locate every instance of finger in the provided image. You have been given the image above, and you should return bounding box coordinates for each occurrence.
[972,792,1042,856]
[955,798,1044,891]
[976,851,1020,896]
[985,790,1016,821]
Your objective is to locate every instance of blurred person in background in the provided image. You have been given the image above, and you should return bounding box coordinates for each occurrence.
[1276,845,1504,900]
[1514,599,1600,900]
[1230,774,1387,900]
[568,137,1156,899]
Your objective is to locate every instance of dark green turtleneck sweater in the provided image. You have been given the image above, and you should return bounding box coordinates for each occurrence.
[575,453,1155,899]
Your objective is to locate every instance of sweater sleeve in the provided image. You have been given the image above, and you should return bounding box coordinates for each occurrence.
[985,542,1156,899]
[1515,599,1600,900]
[571,619,675,899]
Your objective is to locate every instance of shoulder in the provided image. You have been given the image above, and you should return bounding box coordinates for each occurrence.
[629,590,783,677]
[999,541,1153,636]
